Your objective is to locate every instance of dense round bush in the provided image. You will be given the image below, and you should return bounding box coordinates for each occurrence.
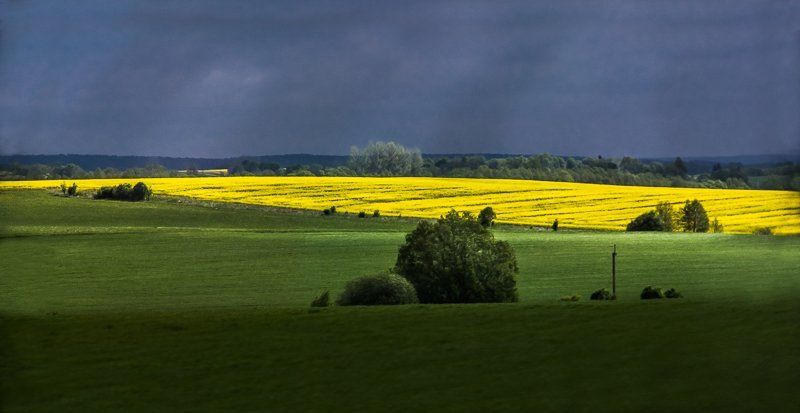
[336,273,419,306]
[394,210,518,303]
[478,206,496,227]
[626,211,666,231]
[94,182,152,201]
[590,288,612,300]
[130,182,152,201]
[112,183,133,199]
[640,286,664,299]
[358,211,367,218]
[664,288,682,299]
[753,227,772,235]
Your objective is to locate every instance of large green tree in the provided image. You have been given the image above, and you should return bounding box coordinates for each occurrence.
[395,210,518,303]
[348,141,423,176]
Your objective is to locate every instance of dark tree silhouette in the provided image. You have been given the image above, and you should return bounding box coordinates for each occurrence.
[679,199,710,232]
[395,210,518,303]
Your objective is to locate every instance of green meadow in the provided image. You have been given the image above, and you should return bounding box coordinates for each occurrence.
[1,190,799,412]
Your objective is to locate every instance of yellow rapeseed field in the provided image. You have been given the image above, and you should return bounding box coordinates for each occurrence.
[2,177,798,234]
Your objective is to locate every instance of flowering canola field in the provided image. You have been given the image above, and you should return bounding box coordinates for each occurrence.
[2,177,798,234]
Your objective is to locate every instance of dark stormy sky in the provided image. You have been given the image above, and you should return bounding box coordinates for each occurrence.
[1,0,799,158]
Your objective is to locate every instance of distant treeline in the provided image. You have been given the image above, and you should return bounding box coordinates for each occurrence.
[0,163,182,180]
[226,142,799,190]
[2,142,798,190]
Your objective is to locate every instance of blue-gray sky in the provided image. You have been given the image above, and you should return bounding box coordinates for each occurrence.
[1,0,799,157]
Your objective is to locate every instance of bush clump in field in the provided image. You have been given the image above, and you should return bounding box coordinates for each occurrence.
[640,286,665,299]
[60,182,79,197]
[590,288,613,300]
[394,210,519,304]
[626,201,680,232]
[336,273,418,306]
[373,210,380,217]
[478,206,496,227]
[710,218,724,233]
[358,211,367,218]
[94,182,152,201]
[626,211,667,231]
[310,290,331,307]
[680,199,709,232]
[664,288,682,299]
[753,227,772,235]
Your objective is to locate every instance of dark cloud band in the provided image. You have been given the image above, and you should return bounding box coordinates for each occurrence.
[1,0,798,157]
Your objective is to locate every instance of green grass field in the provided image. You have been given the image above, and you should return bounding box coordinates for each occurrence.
[2,190,799,412]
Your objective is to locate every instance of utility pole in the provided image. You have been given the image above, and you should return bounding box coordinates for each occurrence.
[612,244,617,299]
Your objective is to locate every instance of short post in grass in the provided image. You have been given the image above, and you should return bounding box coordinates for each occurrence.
[611,244,617,299]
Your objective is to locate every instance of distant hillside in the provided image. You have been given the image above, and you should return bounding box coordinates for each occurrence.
[4,152,798,172]
[0,154,349,170]
[645,154,800,174]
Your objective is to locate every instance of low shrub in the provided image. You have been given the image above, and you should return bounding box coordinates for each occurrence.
[94,182,151,201]
[655,201,677,231]
[130,182,152,200]
[626,211,666,231]
[640,286,664,299]
[358,211,367,218]
[373,209,380,217]
[753,227,772,235]
[590,288,612,300]
[337,273,418,306]
[310,291,331,307]
[560,294,580,302]
[60,182,78,196]
[664,288,682,299]
[478,206,496,228]
[323,208,331,215]
[710,218,724,233]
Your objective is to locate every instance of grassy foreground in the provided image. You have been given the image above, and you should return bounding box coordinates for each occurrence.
[1,190,799,412]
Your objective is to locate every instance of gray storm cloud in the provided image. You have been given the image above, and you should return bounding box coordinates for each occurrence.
[1,0,798,157]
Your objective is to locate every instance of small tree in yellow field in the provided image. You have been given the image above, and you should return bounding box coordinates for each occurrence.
[680,199,709,233]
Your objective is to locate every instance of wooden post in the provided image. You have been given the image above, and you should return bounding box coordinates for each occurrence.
[612,244,617,299]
